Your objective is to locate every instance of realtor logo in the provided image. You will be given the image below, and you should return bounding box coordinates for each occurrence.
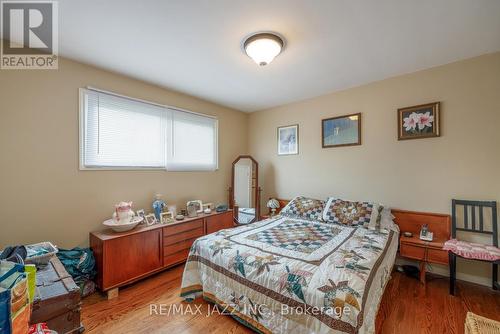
[1,0,58,69]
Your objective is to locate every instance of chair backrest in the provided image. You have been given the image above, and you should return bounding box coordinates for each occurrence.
[452,199,498,246]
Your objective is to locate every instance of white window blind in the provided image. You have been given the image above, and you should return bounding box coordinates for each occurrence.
[166,111,218,171]
[79,88,218,171]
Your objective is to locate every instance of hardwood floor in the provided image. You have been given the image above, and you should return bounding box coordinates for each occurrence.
[376,272,500,333]
[82,264,500,333]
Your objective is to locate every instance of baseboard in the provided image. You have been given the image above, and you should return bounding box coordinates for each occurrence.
[395,257,493,287]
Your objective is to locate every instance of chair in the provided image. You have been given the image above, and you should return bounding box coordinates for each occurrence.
[445,200,499,295]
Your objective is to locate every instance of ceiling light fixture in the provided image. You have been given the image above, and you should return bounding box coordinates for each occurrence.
[243,32,284,66]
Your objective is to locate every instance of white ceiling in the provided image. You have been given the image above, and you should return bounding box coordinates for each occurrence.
[58,0,500,112]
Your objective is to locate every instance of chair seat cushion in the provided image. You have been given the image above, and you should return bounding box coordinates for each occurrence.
[443,239,500,261]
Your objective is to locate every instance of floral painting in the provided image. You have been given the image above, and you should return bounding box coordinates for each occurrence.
[398,102,440,140]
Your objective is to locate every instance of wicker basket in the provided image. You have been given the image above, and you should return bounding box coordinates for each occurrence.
[466,312,500,334]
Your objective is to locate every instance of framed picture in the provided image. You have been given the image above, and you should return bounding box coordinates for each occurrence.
[167,205,177,216]
[322,113,361,148]
[277,124,298,155]
[136,209,145,223]
[160,211,174,224]
[398,102,440,140]
[144,213,158,226]
[187,200,203,213]
[187,203,198,218]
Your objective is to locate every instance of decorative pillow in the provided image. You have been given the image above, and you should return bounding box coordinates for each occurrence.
[371,205,384,230]
[280,196,325,221]
[323,197,379,227]
[380,207,397,231]
[367,206,396,231]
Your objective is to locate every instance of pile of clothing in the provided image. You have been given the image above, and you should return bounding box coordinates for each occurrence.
[0,246,27,264]
[56,248,97,297]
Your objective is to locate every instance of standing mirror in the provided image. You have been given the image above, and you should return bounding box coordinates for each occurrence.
[230,155,260,225]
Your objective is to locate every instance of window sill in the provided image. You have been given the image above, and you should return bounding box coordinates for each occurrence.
[79,166,219,172]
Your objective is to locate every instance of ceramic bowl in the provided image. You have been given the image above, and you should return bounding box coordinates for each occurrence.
[103,216,143,232]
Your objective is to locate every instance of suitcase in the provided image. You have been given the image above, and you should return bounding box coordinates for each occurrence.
[30,256,83,333]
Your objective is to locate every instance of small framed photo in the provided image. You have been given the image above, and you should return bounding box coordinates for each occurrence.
[322,113,361,148]
[202,203,213,213]
[160,211,174,224]
[398,102,440,140]
[277,124,298,155]
[187,204,198,218]
[136,209,145,218]
[144,213,158,226]
[187,200,203,213]
[167,205,177,216]
[136,209,145,224]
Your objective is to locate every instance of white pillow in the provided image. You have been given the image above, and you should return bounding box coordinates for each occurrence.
[368,206,397,232]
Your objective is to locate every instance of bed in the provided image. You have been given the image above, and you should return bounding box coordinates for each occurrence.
[181,198,399,334]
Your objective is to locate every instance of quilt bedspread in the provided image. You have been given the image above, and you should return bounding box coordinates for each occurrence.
[181,216,398,334]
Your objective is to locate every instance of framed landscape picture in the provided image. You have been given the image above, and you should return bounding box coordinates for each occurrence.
[398,102,440,140]
[277,124,298,155]
[322,113,361,148]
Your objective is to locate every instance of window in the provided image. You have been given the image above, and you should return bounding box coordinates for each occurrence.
[79,88,218,171]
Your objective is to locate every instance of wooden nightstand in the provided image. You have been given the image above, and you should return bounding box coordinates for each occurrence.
[400,235,448,283]
[392,209,451,284]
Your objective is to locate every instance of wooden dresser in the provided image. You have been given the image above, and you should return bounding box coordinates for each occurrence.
[90,210,233,298]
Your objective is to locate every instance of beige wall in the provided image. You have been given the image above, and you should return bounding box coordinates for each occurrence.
[249,52,500,286]
[1,52,498,286]
[0,57,248,248]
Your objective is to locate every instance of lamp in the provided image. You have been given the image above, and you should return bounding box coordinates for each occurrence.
[267,198,280,216]
[243,32,284,66]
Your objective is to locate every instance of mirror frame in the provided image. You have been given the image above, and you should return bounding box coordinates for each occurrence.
[230,155,260,225]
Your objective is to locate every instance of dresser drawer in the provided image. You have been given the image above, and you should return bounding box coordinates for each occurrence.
[164,248,191,267]
[400,243,425,261]
[163,219,203,235]
[427,248,448,265]
[164,226,204,245]
[164,237,198,256]
[206,211,234,234]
